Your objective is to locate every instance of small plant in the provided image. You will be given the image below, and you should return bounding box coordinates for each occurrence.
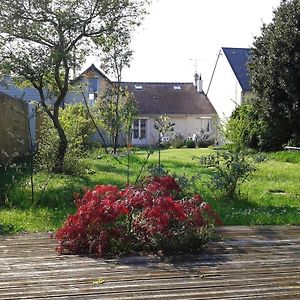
[185,139,196,148]
[169,133,185,148]
[55,175,221,257]
[193,130,215,148]
[154,115,175,172]
[196,150,256,199]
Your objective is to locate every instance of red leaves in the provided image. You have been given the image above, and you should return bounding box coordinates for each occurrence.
[55,176,221,257]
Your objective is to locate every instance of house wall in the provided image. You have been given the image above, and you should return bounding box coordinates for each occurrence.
[65,73,109,106]
[207,51,243,123]
[145,114,217,146]
[0,93,30,166]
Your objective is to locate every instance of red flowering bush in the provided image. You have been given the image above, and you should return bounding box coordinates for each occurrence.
[56,176,221,257]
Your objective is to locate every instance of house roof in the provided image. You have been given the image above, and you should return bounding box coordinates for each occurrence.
[222,47,251,91]
[122,82,217,115]
[73,64,111,83]
[0,78,42,102]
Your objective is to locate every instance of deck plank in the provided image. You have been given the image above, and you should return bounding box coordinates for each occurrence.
[0,226,300,299]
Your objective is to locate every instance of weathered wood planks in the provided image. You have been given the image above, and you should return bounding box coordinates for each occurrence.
[0,226,300,299]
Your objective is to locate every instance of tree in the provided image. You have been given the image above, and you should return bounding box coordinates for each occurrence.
[0,0,149,172]
[154,115,175,171]
[96,85,137,153]
[248,0,300,150]
[224,99,269,151]
[95,30,137,153]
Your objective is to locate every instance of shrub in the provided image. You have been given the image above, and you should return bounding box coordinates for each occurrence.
[185,139,196,148]
[169,133,185,148]
[224,101,269,151]
[36,103,94,174]
[197,150,256,198]
[55,176,221,257]
[193,130,215,148]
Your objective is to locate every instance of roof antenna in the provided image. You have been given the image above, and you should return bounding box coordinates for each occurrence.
[189,58,203,92]
[189,58,199,76]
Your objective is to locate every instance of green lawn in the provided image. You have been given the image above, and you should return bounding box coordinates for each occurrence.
[0,148,299,233]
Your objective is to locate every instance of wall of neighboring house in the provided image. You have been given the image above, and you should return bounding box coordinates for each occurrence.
[0,93,30,166]
[134,114,217,146]
[207,52,243,123]
[65,73,109,106]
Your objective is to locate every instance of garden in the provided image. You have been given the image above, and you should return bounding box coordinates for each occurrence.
[1,145,299,256]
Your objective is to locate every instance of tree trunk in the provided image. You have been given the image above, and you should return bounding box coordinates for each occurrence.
[51,111,68,173]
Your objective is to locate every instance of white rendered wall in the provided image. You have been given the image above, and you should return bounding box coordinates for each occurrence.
[145,114,216,146]
[207,51,243,123]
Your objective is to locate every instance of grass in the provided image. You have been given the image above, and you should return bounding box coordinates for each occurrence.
[0,148,300,233]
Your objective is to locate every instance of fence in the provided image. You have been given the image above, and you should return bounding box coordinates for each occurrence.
[0,92,30,166]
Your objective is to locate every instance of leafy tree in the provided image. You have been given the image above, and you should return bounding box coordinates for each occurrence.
[225,99,268,150]
[248,0,300,149]
[0,0,149,172]
[96,85,137,153]
[37,103,94,174]
[96,30,138,153]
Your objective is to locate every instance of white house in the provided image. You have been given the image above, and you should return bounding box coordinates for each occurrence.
[207,47,252,122]
[68,64,218,146]
[123,81,217,146]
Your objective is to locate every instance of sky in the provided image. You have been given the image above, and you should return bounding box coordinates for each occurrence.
[88,0,281,90]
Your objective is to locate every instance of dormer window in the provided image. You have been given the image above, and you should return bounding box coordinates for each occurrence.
[135,85,143,90]
[173,85,181,90]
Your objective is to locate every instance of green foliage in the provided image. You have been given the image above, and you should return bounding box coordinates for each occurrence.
[198,150,257,198]
[185,139,196,148]
[60,103,94,153]
[225,100,268,150]
[193,130,215,148]
[37,103,94,174]
[248,0,300,150]
[0,162,29,207]
[0,0,150,172]
[1,148,300,234]
[154,115,175,172]
[170,133,185,148]
[154,115,175,141]
[36,117,60,172]
[96,86,137,151]
[269,151,300,164]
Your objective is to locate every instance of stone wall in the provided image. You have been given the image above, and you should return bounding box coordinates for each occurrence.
[0,92,30,166]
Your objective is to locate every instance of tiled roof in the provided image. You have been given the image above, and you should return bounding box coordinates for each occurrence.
[222,47,251,91]
[122,82,217,115]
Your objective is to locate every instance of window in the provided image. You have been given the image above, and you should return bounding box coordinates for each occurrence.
[133,120,139,138]
[133,119,147,140]
[173,85,181,90]
[201,118,212,132]
[135,85,143,90]
[89,78,98,93]
[195,117,212,133]
[140,119,146,138]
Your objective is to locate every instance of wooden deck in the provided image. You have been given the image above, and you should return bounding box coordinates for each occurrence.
[1,226,300,299]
